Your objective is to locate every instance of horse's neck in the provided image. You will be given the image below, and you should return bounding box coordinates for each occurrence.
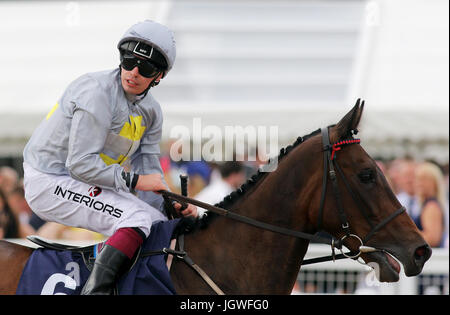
[184,152,315,294]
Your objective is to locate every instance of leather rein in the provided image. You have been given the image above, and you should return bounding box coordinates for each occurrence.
[161,127,405,266]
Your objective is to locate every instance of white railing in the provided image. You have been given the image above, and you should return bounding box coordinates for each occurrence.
[6,239,448,295]
[297,244,449,295]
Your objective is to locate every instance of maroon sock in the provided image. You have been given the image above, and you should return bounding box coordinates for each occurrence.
[105,227,145,259]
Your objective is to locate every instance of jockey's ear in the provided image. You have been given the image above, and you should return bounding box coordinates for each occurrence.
[332,98,364,142]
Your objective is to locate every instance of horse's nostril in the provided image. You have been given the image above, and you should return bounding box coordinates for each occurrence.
[415,247,426,258]
[414,245,432,263]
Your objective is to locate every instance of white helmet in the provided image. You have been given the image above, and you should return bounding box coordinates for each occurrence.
[118,20,176,77]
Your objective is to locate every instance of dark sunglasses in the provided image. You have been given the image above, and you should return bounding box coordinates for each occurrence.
[120,53,161,78]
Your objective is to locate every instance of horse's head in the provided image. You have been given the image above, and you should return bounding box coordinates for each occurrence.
[307,100,431,282]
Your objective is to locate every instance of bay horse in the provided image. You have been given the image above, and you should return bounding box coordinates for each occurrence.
[0,101,431,294]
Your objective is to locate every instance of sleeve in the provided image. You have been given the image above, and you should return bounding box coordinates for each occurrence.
[133,102,164,172]
[130,102,168,212]
[65,79,129,192]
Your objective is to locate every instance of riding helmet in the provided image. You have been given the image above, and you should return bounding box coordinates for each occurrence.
[117,20,176,78]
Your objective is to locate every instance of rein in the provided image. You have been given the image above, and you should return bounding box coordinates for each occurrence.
[161,190,336,247]
[159,127,405,271]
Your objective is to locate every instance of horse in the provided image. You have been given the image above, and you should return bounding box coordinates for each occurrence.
[0,100,431,294]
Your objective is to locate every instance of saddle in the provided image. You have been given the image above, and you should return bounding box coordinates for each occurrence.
[27,235,95,252]
[25,224,190,273]
[27,235,130,273]
[17,219,185,295]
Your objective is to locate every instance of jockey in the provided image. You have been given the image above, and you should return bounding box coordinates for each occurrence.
[22,20,197,294]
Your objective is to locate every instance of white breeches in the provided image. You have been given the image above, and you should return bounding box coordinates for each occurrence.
[23,163,167,237]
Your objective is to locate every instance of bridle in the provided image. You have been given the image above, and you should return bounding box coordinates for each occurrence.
[160,127,406,265]
[315,127,405,261]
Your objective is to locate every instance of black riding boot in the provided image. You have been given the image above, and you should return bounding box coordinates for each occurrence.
[80,244,129,295]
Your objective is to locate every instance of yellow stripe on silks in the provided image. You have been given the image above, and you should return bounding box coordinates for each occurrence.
[46,103,59,120]
[119,115,146,141]
[100,115,146,166]
[100,153,128,166]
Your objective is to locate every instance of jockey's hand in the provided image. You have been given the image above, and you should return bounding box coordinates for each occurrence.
[134,173,168,192]
[174,202,198,218]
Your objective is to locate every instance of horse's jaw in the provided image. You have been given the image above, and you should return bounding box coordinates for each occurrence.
[362,251,402,282]
[360,242,432,282]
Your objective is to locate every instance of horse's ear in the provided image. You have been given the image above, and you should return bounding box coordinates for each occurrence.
[333,98,365,141]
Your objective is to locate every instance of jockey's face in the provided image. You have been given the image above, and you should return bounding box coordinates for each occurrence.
[120,63,162,95]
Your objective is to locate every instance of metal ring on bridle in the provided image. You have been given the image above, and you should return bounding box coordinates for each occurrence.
[339,234,364,259]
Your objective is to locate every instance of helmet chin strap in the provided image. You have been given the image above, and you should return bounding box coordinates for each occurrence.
[137,70,162,96]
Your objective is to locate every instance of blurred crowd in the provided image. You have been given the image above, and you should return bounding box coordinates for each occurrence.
[0,165,104,241]
[1,154,449,250]
[380,158,449,248]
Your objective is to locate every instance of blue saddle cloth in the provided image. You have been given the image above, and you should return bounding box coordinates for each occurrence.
[16,219,180,295]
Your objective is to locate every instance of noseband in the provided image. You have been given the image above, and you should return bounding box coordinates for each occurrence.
[160,127,405,265]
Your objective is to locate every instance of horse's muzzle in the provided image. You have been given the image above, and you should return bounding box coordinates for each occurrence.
[410,244,432,276]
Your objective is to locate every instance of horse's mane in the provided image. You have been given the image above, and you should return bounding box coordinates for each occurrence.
[195,127,324,229]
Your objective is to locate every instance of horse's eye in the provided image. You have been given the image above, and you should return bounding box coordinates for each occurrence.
[358,169,376,184]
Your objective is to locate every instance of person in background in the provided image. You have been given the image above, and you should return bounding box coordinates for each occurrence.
[414,162,447,248]
[375,159,393,189]
[0,166,19,195]
[0,190,34,238]
[166,160,211,197]
[195,161,246,217]
[160,139,212,196]
[396,159,421,221]
[240,146,268,179]
[386,159,404,195]
[444,163,449,248]
[7,186,33,226]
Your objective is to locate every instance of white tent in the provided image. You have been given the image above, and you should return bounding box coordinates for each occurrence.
[0,0,448,162]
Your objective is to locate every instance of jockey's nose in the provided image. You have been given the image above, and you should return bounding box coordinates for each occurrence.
[130,66,140,76]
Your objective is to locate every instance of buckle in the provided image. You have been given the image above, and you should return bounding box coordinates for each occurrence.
[329,170,336,180]
[162,247,187,259]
